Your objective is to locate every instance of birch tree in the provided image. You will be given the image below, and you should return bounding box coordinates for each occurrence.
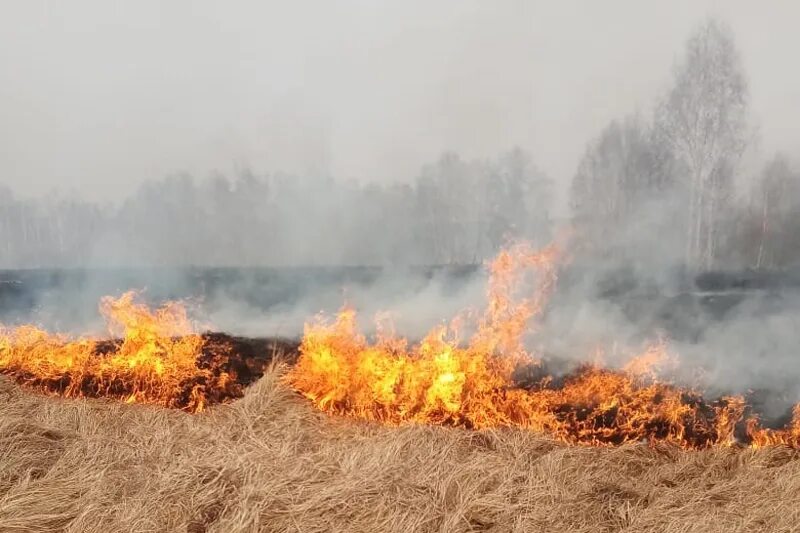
[656,18,748,270]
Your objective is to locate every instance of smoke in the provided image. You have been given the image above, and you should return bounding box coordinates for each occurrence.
[536,234,800,420]
[0,264,487,341]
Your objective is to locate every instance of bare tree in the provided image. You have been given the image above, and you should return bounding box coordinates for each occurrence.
[570,116,664,251]
[656,18,749,270]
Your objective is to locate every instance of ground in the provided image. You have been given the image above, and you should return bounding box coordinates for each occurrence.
[1,365,799,533]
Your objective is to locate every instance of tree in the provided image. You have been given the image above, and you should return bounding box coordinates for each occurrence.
[570,116,667,253]
[415,153,485,264]
[416,150,552,264]
[656,18,749,270]
[489,148,552,250]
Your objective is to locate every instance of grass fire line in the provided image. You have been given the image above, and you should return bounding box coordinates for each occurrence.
[0,242,799,449]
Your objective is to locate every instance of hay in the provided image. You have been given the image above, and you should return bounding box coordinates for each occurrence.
[0,366,799,533]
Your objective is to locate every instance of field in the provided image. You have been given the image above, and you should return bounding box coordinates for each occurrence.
[2,364,799,533]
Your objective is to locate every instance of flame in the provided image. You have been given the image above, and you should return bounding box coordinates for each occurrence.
[747,405,800,448]
[0,291,217,412]
[289,242,800,449]
[289,242,558,427]
[1,243,798,449]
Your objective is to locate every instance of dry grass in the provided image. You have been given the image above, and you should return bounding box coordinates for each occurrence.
[1,365,799,533]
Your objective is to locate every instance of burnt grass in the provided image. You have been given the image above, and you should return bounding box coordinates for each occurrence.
[512,359,797,447]
[204,338,795,447]
[2,334,794,447]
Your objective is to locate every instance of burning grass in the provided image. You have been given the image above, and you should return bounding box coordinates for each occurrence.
[287,242,800,449]
[2,242,800,450]
[0,292,291,413]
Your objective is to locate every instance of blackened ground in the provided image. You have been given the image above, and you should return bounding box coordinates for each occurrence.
[512,359,798,446]
[199,332,299,387]
[0,333,300,412]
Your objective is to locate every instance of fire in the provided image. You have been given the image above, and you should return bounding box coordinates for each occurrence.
[747,405,800,448]
[0,291,223,412]
[289,242,559,427]
[1,243,798,449]
[289,242,800,449]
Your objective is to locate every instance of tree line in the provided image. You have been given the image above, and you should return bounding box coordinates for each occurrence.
[570,18,800,271]
[0,149,552,267]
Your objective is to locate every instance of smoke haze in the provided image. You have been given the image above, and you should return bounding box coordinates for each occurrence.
[2,1,799,205]
[2,3,800,415]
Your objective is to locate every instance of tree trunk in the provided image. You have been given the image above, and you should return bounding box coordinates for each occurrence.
[704,183,716,270]
[756,197,768,269]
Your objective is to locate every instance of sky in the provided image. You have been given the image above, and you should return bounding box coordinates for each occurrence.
[0,0,798,208]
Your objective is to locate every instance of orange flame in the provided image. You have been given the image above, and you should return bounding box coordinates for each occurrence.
[747,405,800,448]
[1,243,798,449]
[0,291,214,412]
[288,242,800,449]
[289,242,558,427]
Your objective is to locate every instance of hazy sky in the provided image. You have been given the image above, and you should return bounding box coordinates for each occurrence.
[1,1,798,205]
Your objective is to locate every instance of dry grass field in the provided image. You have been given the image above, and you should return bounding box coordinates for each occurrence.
[1,363,799,533]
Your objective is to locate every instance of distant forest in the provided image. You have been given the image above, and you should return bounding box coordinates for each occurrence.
[0,148,552,267]
[1,18,799,270]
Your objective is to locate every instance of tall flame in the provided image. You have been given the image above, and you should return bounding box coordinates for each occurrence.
[289,242,800,449]
[289,242,558,427]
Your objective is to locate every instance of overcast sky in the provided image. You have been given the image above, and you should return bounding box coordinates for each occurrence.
[1,1,798,206]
